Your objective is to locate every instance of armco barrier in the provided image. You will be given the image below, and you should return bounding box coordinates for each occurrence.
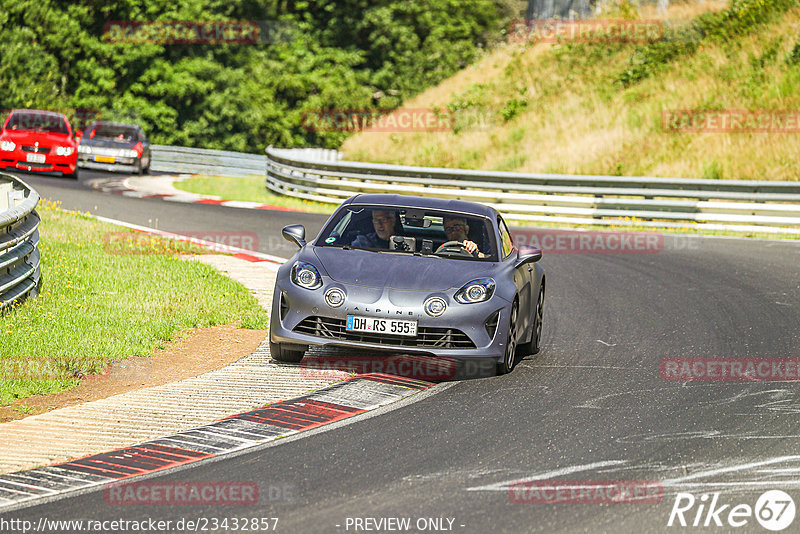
[0,173,41,311]
[151,145,341,176]
[264,146,800,234]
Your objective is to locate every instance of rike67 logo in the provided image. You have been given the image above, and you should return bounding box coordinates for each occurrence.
[668,490,795,531]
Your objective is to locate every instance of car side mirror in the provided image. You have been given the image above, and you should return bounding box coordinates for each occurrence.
[515,245,542,267]
[282,224,306,248]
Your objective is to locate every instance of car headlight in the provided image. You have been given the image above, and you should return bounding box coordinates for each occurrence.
[78,145,92,154]
[0,140,15,151]
[424,296,447,317]
[454,278,495,304]
[55,146,74,156]
[291,261,322,290]
[324,287,345,307]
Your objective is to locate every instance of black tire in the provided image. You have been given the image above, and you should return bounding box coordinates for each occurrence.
[270,341,306,363]
[65,167,79,180]
[517,283,544,357]
[497,301,518,375]
[135,159,143,175]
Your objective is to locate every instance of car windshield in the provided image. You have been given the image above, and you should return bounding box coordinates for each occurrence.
[316,205,497,261]
[6,112,69,134]
[89,124,139,142]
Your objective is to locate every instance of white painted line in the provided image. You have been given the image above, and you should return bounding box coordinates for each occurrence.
[662,456,800,485]
[93,215,286,264]
[121,190,153,198]
[467,461,628,492]
[162,194,207,203]
[0,478,57,494]
[220,200,268,209]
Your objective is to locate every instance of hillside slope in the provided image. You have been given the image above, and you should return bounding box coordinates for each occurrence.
[341,0,800,181]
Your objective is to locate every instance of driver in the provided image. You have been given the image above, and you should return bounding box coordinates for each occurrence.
[443,216,484,258]
[351,209,400,249]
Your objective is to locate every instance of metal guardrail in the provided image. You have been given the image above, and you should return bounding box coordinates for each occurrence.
[151,145,341,176]
[0,173,41,312]
[265,147,800,234]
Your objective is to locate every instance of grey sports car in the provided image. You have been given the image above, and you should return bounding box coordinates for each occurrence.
[269,194,545,375]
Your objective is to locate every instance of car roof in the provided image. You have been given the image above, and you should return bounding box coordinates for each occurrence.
[89,121,140,129]
[344,194,498,219]
[9,109,67,118]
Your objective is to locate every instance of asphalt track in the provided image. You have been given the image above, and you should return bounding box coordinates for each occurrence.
[4,169,800,533]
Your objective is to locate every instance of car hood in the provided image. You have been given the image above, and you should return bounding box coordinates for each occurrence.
[2,130,72,146]
[312,246,490,291]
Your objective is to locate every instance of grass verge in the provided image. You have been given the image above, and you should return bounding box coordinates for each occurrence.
[340,0,800,181]
[173,174,336,214]
[0,200,270,406]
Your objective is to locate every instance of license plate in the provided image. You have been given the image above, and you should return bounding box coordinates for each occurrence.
[26,153,45,164]
[346,315,417,337]
[94,155,115,163]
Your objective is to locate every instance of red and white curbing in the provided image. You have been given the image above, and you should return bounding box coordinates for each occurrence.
[91,174,301,213]
[0,374,433,510]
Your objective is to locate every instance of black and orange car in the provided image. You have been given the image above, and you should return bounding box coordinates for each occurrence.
[0,109,80,179]
[77,121,151,174]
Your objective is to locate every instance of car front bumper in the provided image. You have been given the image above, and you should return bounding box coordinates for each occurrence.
[0,151,77,175]
[77,159,139,173]
[270,276,512,365]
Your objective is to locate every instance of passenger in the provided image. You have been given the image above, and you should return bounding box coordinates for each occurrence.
[351,209,401,249]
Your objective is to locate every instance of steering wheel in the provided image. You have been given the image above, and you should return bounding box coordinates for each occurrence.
[435,240,476,257]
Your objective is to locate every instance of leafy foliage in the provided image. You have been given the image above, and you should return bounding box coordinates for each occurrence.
[0,0,511,151]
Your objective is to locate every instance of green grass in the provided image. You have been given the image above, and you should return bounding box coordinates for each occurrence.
[341,0,800,181]
[0,200,270,405]
[173,174,336,214]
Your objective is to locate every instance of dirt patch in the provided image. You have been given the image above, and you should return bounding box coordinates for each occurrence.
[0,324,269,423]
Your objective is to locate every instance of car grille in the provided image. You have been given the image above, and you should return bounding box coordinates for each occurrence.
[22,146,51,154]
[293,316,476,349]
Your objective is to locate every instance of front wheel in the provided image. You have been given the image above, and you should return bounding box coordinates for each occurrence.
[497,302,518,375]
[64,167,79,180]
[269,341,306,363]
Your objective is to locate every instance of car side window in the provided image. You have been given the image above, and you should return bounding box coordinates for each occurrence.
[498,217,513,259]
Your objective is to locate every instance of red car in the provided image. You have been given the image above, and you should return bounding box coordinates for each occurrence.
[0,109,80,179]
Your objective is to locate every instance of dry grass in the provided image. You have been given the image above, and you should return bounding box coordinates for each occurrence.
[341,2,800,181]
